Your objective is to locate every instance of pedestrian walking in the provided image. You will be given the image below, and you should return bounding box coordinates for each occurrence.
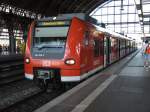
[144,43,150,70]
[142,43,148,55]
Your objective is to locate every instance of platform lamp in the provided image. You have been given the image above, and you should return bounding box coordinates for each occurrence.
[135,0,141,5]
[120,0,124,11]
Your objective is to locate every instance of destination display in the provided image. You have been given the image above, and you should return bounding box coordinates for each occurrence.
[37,21,70,26]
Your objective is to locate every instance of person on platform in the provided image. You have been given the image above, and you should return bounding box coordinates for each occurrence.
[142,43,147,55]
[144,43,150,69]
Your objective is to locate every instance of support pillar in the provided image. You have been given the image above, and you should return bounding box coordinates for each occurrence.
[8,27,16,53]
[4,15,16,54]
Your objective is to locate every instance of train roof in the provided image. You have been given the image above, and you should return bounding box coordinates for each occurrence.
[38,13,98,25]
[95,25,132,40]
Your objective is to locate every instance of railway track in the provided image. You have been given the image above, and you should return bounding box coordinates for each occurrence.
[0,55,24,85]
[0,79,42,111]
[0,81,67,112]
[0,89,43,112]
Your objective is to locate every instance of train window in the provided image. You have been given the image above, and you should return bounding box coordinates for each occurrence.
[100,40,104,55]
[84,31,89,46]
[94,39,101,57]
[33,26,69,49]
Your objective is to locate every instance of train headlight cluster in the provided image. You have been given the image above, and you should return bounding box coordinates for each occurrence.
[25,57,30,64]
[65,59,75,65]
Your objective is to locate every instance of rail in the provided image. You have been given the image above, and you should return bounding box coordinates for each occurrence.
[0,54,24,85]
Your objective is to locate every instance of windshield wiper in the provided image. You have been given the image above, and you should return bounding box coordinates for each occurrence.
[37,46,63,50]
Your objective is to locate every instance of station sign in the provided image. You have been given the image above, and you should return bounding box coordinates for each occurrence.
[37,21,70,26]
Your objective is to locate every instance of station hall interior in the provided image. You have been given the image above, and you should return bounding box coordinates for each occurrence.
[0,0,150,112]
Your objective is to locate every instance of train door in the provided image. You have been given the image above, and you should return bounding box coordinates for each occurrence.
[82,31,91,72]
[125,40,127,56]
[117,39,120,60]
[104,36,110,67]
[119,39,121,59]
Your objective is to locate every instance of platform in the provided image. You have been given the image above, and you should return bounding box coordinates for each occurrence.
[34,50,150,112]
[0,54,23,63]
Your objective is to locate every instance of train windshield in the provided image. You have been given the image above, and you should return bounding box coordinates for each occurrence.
[33,27,69,48]
[32,21,70,59]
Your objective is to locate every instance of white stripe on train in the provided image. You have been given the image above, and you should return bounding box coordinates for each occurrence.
[25,65,103,82]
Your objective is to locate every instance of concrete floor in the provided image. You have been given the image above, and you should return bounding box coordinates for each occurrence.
[85,52,150,112]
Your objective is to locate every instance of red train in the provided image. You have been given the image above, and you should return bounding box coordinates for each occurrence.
[24,13,137,89]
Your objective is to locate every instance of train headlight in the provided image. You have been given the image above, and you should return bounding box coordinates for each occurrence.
[65,59,75,65]
[25,57,30,64]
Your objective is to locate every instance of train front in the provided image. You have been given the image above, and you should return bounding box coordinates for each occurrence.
[24,18,82,88]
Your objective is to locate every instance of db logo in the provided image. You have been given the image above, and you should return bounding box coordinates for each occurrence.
[42,61,51,67]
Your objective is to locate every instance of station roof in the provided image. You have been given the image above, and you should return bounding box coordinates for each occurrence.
[0,0,108,16]
[135,0,150,33]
